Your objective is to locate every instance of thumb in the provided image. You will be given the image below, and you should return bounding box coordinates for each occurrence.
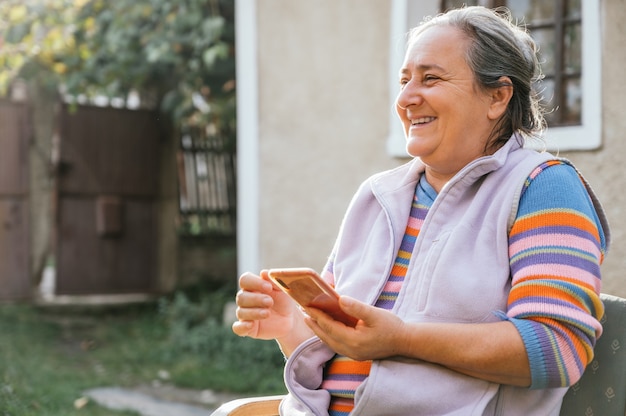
[339,296,372,321]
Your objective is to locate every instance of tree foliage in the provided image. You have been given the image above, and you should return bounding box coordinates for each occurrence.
[0,0,235,137]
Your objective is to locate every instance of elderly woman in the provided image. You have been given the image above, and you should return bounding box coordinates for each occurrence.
[233,6,610,416]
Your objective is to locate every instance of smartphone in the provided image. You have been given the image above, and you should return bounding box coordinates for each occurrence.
[267,267,358,327]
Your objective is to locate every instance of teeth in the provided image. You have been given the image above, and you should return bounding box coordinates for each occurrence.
[412,117,435,125]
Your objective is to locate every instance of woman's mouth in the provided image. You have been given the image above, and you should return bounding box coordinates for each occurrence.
[411,116,436,126]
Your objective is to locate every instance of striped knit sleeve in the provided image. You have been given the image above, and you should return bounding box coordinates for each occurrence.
[506,160,607,389]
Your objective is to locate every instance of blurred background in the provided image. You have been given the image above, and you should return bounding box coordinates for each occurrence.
[0,0,624,414]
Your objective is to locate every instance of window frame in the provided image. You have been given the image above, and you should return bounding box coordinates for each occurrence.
[386,0,602,157]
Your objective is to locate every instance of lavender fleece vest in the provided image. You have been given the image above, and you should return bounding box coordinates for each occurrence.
[280,138,609,416]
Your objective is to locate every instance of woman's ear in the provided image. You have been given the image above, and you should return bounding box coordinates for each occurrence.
[487,76,514,120]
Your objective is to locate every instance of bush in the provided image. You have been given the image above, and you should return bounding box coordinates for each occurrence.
[158,288,286,394]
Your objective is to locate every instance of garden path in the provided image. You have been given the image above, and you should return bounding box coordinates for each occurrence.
[84,384,244,415]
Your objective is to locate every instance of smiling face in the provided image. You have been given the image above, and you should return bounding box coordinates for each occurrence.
[396,25,506,189]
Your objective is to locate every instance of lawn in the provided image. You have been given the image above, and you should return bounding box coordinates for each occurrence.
[0,288,286,415]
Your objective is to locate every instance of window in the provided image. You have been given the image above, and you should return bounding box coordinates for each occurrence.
[443,0,583,127]
[387,0,601,156]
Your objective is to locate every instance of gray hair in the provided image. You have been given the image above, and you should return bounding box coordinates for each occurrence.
[409,6,546,147]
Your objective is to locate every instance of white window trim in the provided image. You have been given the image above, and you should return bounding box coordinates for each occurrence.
[386,0,602,158]
[235,0,260,275]
[542,0,602,151]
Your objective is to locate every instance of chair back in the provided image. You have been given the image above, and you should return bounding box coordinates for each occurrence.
[560,293,626,416]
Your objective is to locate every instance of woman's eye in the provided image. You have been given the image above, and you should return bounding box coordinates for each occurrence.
[424,75,439,83]
[399,79,409,88]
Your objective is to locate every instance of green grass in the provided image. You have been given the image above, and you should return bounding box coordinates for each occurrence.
[0,289,286,416]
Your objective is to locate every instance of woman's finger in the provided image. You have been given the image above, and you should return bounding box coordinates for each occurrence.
[239,271,273,293]
[236,289,273,309]
[236,305,270,321]
[232,320,254,337]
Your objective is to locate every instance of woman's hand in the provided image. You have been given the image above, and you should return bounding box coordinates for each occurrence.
[304,296,408,361]
[232,270,297,339]
[306,296,531,386]
[232,270,314,357]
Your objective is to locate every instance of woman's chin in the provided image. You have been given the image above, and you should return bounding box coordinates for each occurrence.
[405,141,430,159]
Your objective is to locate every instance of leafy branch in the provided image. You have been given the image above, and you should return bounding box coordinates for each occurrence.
[0,0,235,138]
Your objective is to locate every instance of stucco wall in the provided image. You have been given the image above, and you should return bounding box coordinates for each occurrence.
[255,1,625,297]
[257,0,399,271]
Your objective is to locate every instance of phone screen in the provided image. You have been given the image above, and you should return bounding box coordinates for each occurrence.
[268,268,358,327]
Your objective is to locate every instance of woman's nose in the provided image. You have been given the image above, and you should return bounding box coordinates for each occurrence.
[396,81,422,110]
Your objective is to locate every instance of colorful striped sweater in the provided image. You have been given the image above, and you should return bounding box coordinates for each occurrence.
[507,160,606,388]
[321,160,607,414]
[322,180,431,414]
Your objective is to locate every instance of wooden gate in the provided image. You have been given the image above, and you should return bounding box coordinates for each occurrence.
[0,100,31,300]
[55,104,161,295]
